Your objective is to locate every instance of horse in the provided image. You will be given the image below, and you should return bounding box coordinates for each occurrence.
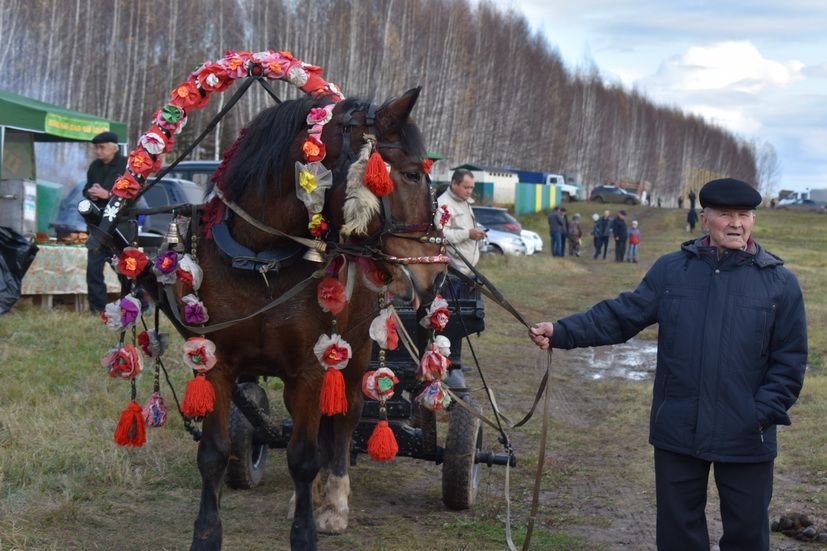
[150,88,446,550]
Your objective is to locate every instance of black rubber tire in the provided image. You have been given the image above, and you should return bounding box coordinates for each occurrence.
[227,382,269,490]
[625,198,636,205]
[593,196,604,203]
[489,245,504,255]
[442,398,483,510]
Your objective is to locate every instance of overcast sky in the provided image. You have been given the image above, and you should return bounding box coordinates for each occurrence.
[498,0,827,193]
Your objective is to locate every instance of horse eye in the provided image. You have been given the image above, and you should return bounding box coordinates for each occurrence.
[404,172,420,182]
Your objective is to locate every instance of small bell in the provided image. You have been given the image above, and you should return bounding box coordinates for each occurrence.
[164,221,185,253]
[303,240,325,263]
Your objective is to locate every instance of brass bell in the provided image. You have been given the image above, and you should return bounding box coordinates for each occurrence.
[164,221,185,253]
[302,239,326,263]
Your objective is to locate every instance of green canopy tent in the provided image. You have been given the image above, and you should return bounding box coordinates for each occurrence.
[0,89,127,234]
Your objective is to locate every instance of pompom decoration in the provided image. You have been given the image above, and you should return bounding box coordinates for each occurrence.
[314,334,352,416]
[143,392,168,427]
[101,295,142,331]
[313,334,352,370]
[421,158,434,174]
[183,337,217,372]
[117,248,149,278]
[181,374,215,417]
[182,294,209,325]
[101,344,143,380]
[317,277,346,315]
[177,254,203,291]
[420,295,450,332]
[368,309,399,351]
[114,401,147,447]
[367,420,398,462]
[417,345,450,382]
[439,204,451,227]
[416,381,451,412]
[364,150,394,197]
[361,367,399,401]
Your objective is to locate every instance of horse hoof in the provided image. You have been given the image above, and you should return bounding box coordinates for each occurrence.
[315,505,349,534]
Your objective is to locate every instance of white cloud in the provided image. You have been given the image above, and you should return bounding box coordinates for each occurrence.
[654,41,804,94]
[687,105,762,134]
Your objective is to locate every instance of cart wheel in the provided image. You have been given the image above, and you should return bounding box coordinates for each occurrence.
[227,382,269,490]
[442,398,483,510]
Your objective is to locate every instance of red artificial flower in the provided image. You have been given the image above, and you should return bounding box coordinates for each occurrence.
[386,315,399,351]
[169,79,202,110]
[137,330,151,357]
[421,158,434,174]
[317,277,346,315]
[430,306,450,332]
[103,344,142,380]
[302,136,326,162]
[176,268,193,289]
[128,148,160,178]
[321,344,350,367]
[111,173,142,200]
[117,248,149,278]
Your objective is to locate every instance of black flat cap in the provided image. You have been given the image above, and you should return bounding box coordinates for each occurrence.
[91,131,119,144]
[699,178,761,209]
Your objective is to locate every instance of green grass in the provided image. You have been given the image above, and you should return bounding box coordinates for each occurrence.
[0,204,824,549]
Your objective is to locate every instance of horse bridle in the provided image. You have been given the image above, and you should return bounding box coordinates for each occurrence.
[332,102,448,266]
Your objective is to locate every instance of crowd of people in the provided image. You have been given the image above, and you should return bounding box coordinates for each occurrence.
[547,206,642,262]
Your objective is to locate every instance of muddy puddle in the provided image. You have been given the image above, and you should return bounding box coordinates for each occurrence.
[568,338,658,380]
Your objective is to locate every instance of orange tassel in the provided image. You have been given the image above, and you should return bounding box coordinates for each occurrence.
[114,401,147,447]
[364,151,394,196]
[320,368,348,416]
[181,374,215,417]
[367,420,398,462]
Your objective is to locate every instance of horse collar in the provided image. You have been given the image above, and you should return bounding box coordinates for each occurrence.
[211,213,304,273]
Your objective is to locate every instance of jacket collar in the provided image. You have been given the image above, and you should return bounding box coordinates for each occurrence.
[681,236,783,268]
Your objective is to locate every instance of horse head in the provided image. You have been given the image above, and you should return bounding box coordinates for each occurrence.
[323,88,448,307]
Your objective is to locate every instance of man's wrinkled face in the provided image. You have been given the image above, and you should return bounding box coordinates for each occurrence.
[701,207,755,250]
[94,143,118,163]
[451,175,475,201]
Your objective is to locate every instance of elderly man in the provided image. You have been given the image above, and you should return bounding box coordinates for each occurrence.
[436,169,486,276]
[530,178,807,551]
[83,131,126,313]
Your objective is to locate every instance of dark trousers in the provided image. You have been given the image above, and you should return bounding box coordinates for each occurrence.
[86,248,110,312]
[550,230,564,257]
[655,448,773,551]
[593,236,609,259]
[614,238,626,262]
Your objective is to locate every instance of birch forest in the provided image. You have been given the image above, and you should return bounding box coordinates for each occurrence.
[0,0,760,198]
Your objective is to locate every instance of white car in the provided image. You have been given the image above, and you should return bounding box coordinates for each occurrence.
[483,227,527,256]
[520,230,544,255]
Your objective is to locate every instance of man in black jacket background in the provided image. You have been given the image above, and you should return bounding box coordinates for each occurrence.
[83,131,126,313]
[530,178,807,551]
[611,209,628,262]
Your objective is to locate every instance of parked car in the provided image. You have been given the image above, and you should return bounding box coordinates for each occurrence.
[164,160,221,188]
[482,227,527,256]
[520,230,543,255]
[590,185,640,205]
[773,199,827,213]
[472,206,522,234]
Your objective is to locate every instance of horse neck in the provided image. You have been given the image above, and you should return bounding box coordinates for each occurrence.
[229,173,308,252]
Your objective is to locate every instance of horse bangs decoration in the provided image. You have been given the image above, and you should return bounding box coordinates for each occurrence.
[85,49,453,550]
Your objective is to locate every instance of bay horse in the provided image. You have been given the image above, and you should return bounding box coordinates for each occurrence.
[180,88,446,550]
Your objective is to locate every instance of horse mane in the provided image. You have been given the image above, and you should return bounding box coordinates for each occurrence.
[211,94,426,202]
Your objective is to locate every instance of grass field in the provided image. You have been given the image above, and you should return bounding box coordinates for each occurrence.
[0,204,824,550]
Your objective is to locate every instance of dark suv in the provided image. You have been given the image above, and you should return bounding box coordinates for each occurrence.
[471,206,522,235]
[165,160,221,188]
[589,185,640,205]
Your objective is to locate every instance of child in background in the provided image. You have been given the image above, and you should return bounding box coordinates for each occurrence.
[628,220,641,263]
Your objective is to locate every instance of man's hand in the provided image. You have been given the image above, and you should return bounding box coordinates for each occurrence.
[87,183,110,200]
[529,322,554,350]
[469,228,486,240]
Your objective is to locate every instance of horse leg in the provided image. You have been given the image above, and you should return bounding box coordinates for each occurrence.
[190,369,233,551]
[285,378,323,551]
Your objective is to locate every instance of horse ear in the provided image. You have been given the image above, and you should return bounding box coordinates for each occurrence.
[376,87,421,133]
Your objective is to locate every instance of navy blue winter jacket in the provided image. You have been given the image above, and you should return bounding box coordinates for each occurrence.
[552,237,807,462]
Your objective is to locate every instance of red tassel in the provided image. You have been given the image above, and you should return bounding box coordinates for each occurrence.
[181,374,215,417]
[114,401,147,447]
[364,151,394,196]
[367,420,398,462]
[320,368,348,416]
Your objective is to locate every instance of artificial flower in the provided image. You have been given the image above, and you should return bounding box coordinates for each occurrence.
[434,335,451,358]
[306,106,333,126]
[169,79,202,110]
[416,380,451,411]
[313,334,352,370]
[317,277,346,315]
[368,308,399,351]
[154,250,179,274]
[417,344,450,382]
[420,295,450,332]
[182,337,217,372]
[111,173,142,200]
[154,105,184,133]
[176,268,193,289]
[439,204,451,227]
[101,295,141,331]
[143,392,168,427]
[361,367,399,401]
[421,158,434,174]
[221,50,251,79]
[195,63,231,92]
[302,136,326,163]
[308,213,329,237]
[177,254,203,291]
[101,344,143,380]
[117,247,149,278]
[128,148,160,178]
[137,329,168,358]
[299,169,317,193]
[182,294,209,325]
[287,65,309,87]
[139,130,167,155]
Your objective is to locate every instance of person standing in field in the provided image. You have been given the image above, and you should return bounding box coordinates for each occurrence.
[548,206,566,257]
[612,209,628,262]
[567,213,583,257]
[83,131,126,313]
[592,210,611,260]
[627,220,640,263]
[687,208,699,233]
[529,178,807,551]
